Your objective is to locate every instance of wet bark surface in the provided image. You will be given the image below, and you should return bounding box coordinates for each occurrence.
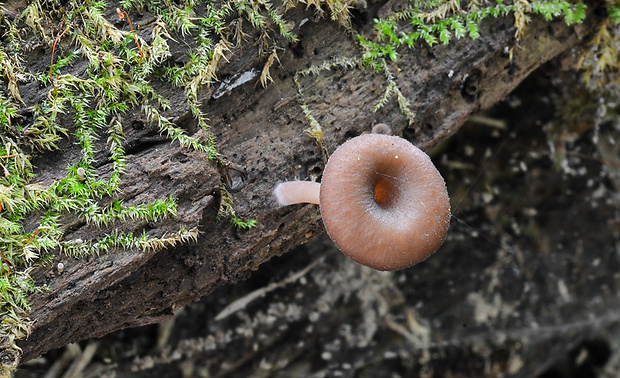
[10,0,607,373]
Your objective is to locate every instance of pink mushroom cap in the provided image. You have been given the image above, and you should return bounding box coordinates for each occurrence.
[319,134,450,271]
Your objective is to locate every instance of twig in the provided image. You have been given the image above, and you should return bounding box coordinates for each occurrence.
[61,341,99,378]
[42,344,82,378]
[24,229,40,245]
[50,23,72,82]
[0,154,16,177]
[117,8,143,59]
[215,257,323,320]
[0,162,8,177]
[0,252,11,275]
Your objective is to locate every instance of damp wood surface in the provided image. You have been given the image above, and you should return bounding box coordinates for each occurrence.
[13,0,604,365]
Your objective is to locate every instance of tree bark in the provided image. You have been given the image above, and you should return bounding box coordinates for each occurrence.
[12,0,602,364]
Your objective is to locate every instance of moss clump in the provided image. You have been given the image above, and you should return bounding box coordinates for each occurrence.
[358,0,586,65]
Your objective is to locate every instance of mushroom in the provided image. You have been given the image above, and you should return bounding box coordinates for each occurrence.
[274,133,451,271]
[370,123,393,135]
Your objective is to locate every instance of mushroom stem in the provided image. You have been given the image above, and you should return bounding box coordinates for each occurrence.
[274,181,321,206]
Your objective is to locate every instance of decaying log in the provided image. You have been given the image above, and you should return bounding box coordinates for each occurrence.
[14,0,603,364]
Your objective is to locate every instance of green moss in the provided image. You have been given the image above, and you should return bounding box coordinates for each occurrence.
[358,0,586,66]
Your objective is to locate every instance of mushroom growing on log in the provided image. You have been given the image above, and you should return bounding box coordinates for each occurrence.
[275,133,450,270]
